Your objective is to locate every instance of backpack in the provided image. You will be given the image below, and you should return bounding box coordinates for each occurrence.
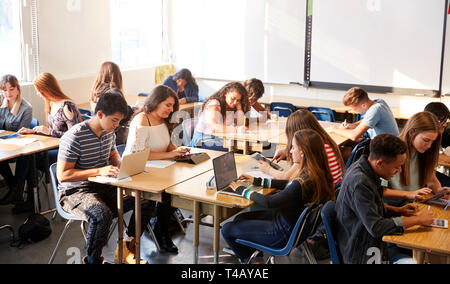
[11,214,52,248]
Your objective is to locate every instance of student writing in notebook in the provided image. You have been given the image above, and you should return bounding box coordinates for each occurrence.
[57,90,154,264]
[221,129,335,263]
[0,75,32,206]
[163,68,199,105]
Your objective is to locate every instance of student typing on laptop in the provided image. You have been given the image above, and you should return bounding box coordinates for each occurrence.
[57,89,154,264]
[221,129,335,263]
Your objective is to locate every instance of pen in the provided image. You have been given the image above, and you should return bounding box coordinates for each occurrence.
[444,201,450,211]
[252,166,259,169]
[208,175,215,186]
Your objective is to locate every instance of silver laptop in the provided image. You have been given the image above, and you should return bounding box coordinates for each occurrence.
[116,149,150,180]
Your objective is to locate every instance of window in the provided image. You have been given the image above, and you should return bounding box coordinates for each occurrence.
[0,0,23,79]
[111,0,164,69]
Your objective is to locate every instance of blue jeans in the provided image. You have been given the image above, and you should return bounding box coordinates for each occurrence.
[388,244,416,264]
[221,210,291,261]
[190,131,228,152]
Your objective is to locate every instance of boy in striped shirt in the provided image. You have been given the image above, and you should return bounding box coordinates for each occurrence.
[57,89,153,264]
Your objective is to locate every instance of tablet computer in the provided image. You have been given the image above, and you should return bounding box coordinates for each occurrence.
[251,153,284,171]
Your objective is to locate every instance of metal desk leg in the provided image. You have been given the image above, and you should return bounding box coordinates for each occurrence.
[117,188,124,264]
[413,250,425,264]
[134,190,141,264]
[213,205,221,264]
[193,201,200,264]
[30,154,39,214]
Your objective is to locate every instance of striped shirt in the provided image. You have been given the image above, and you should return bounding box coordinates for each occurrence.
[57,121,117,192]
[325,143,343,187]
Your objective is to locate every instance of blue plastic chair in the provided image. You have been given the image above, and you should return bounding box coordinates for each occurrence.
[81,114,91,121]
[307,107,335,122]
[345,138,371,169]
[116,144,126,157]
[30,118,39,129]
[270,102,296,118]
[79,108,92,116]
[181,118,198,146]
[235,205,322,264]
[321,201,342,264]
[138,93,149,97]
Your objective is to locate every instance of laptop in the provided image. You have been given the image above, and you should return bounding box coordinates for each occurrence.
[115,149,150,180]
[212,152,252,197]
[174,152,210,164]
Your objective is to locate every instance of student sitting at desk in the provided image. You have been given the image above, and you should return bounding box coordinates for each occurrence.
[57,90,154,264]
[124,85,188,253]
[329,87,399,141]
[0,74,32,206]
[221,129,335,263]
[336,134,434,264]
[190,82,250,151]
[244,78,270,120]
[271,109,345,186]
[384,112,450,207]
[90,61,135,145]
[424,102,450,186]
[163,68,199,105]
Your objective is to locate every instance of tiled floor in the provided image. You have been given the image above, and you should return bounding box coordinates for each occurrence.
[0,183,329,264]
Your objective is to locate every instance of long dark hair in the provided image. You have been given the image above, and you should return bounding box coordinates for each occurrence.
[201,82,250,118]
[141,85,180,132]
[172,68,198,92]
[294,129,335,204]
[90,62,123,103]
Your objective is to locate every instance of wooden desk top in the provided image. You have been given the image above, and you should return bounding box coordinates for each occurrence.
[166,154,276,208]
[259,95,410,120]
[268,121,349,146]
[0,131,59,160]
[88,148,226,194]
[383,202,450,256]
[78,96,201,112]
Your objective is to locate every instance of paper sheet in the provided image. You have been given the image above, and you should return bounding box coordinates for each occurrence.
[0,138,37,146]
[146,160,176,168]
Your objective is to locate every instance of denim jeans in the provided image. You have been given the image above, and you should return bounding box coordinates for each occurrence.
[221,210,292,261]
[190,131,228,152]
[388,244,416,264]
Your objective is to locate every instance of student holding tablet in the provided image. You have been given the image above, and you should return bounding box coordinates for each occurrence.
[221,129,335,263]
[0,75,32,206]
[190,82,250,151]
[271,109,344,186]
[124,85,187,253]
[384,112,450,206]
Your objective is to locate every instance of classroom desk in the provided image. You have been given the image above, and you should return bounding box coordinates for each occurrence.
[0,132,60,213]
[88,148,226,264]
[77,96,202,117]
[214,118,288,155]
[383,202,450,264]
[166,154,277,264]
[259,96,410,120]
[268,121,349,147]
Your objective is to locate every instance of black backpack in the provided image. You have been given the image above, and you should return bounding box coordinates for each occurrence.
[11,214,52,248]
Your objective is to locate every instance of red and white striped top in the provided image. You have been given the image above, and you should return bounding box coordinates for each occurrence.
[324,143,343,187]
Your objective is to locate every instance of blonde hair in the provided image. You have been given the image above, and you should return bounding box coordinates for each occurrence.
[343,87,369,106]
[399,111,441,186]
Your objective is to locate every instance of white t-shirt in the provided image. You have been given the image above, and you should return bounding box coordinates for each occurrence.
[123,118,170,155]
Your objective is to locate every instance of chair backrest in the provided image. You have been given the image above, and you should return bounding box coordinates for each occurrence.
[292,203,323,249]
[138,93,149,97]
[81,114,91,121]
[321,201,341,264]
[307,107,335,122]
[182,118,198,146]
[78,108,92,116]
[116,144,126,157]
[49,163,82,221]
[345,138,371,169]
[270,102,296,118]
[30,118,39,129]
[275,206,312,255]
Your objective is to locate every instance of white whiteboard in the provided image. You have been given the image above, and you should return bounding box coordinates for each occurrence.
[310,0,446,91]
[170,0,306,84]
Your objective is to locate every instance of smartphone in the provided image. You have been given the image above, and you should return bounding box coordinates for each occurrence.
[251,153,284,171]
[0,133,20,139]
[427,219,448,229]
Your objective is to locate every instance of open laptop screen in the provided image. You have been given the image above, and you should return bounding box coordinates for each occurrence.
[212,152,237,191]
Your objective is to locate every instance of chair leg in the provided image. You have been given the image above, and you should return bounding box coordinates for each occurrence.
[246,250,262,264]
[80,221,87,243]
[301,243,317,264]
[146,223,162,252]
[173,209,186,235]
[265,255,275,264]
[48,219,74,264]
[106,219,118,245]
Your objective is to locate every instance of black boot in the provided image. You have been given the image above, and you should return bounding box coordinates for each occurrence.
[152,219,178,254]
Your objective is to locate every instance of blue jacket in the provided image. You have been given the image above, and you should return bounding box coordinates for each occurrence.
[163,76,199,103]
